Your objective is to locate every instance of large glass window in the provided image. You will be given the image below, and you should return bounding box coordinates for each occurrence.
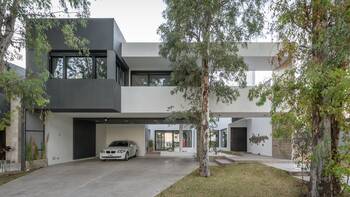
[220,128,227,148]
[50,51,109,80]
[51,57,64,79]
[66,57,93,79]
[150,74,171,86]
[131,71,172,86]
[132,73,148,86]
[182,130,192,147]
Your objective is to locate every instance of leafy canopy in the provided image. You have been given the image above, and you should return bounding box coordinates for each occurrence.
[158,0,266,110]
[249,0,350,193]
[0,0,91,129]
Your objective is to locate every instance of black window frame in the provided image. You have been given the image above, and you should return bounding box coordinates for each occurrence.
[131,71,172,86]
[49,50,107,79]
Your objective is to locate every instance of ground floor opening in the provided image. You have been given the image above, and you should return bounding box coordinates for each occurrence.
[21,113,293,166]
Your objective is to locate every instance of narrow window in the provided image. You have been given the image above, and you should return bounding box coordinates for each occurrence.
[96,57,107,79]
[182,130,192,147]
[51,57,64,79]
[221,128,227,148]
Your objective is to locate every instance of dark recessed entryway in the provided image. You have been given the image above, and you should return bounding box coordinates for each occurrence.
[73,119,96,160]
[230,127,247,152]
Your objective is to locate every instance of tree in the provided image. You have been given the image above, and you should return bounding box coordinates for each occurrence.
[249,0,350,196]
[158,0,265,177]
[0,0,91,168]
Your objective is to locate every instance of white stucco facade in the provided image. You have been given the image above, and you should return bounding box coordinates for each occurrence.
[45,114,73,165]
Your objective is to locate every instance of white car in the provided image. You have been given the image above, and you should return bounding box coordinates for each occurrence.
[99,140,138,161]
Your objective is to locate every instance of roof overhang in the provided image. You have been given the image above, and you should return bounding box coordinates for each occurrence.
[121,42,280,71]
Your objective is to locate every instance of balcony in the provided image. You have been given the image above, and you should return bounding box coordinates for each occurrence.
[121,86,270,117]
[47,79,121,112]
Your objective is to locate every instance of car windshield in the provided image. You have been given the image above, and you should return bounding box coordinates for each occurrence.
[109,141,128,147]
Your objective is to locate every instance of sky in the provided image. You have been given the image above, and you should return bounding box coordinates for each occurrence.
[90,0,166,42]
[12,0,166,67]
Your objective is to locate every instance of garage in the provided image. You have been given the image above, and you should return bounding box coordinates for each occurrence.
[45,114,147,166]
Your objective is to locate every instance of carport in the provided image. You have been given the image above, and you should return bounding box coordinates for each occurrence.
[45,114,186,166]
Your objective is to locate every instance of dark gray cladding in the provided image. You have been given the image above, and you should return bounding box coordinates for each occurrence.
[47,79,121,112]
[25,18,126,112]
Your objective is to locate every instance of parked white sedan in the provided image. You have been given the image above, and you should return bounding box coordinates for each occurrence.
[99,140,138,161]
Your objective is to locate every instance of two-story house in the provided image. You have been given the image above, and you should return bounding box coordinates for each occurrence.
[22,18,290,166]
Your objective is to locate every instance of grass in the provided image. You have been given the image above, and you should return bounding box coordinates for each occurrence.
[218,150,243,156]
[157,163,308,197]
[0,171,30,186]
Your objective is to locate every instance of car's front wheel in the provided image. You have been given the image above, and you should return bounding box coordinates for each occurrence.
[124,152,129,161]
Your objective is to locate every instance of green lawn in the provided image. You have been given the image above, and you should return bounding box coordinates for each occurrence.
[0,171,30,186]
[158,163,307,197]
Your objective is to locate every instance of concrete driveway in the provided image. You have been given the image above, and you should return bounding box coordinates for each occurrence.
[0,157,197,197]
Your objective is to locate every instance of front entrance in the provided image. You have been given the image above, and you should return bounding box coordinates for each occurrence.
[73,119,96,160]
[155,130,179,151]
[230,127,247,152]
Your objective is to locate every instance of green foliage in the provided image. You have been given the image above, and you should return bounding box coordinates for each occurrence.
[25,138,33,163]
[249,0,350,195]
[159,0,266,106]
[248,134,269,145]
[0,0,91,130]
[148,140,154,152]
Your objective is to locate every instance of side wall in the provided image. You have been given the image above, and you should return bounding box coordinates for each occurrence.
[246,118,272,156]
[105,124,146,156]
[96,124,107,155]
[46,115,73,165]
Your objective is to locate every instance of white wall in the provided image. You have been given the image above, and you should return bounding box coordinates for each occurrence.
[121,87,271,116]
[246,118,272,156]
[96,124,107,155]
[45,114,73,165]
[106,124,146,156]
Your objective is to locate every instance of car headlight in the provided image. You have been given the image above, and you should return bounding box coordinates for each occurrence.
[117,150,126,153]
[100,150,105,153]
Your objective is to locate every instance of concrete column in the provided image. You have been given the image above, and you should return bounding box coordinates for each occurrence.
[5,99,21,163]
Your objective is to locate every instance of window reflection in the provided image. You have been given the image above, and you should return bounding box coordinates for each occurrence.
[131,72,171,86]
[51,57,64,79]
[66,57,94,79]
[221,128,227,148]
[96,57,107,79]
[182,130,192,147]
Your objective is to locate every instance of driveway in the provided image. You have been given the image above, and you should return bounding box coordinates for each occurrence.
[0,157,197,197]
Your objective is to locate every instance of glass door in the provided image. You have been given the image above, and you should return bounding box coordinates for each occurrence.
[155,131,174,151]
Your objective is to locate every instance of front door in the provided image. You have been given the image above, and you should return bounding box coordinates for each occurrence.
[230,127,247,152]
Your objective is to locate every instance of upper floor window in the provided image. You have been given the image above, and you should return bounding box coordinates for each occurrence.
[131,71,172,86]
[50,51,107,79]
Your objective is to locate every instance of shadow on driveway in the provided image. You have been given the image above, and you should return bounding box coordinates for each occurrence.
[0,157,197,197]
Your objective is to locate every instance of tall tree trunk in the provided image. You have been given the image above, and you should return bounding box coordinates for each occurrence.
[196,123,202,161]
[310,110,332,197]
[330,116,341,196]
[199,57,210,177]
[0,0,19,72]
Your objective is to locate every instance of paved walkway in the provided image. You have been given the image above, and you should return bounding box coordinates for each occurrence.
[0,157,197,197]
[219,153,307,176]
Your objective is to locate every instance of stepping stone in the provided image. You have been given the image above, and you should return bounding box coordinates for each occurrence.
[215,158,233,166]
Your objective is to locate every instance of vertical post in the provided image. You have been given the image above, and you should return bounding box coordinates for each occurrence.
[20,108,26,171]
[179,124,183,152]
